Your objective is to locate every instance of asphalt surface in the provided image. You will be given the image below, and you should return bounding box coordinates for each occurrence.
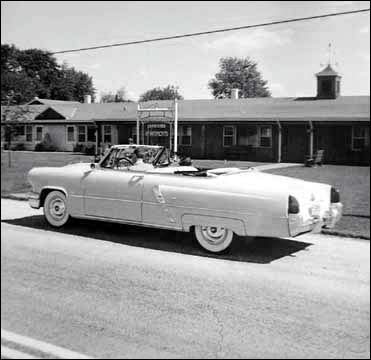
[1,199,370,359]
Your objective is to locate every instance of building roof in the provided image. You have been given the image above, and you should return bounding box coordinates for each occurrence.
[1,104,48,122]
[1,96,369,123]
[316,64,340,77]
[27,97,80,106]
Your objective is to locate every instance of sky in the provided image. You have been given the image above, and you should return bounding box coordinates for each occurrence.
[1,1,370,101]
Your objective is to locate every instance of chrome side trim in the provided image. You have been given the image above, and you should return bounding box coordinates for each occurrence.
[72,214,185,232]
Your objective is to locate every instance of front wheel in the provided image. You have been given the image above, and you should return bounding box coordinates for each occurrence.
[44,190,70,227]
[194,225,234,253]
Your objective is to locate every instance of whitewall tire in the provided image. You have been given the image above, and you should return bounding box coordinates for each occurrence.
[194,225,234,253]
[44,190,70,227]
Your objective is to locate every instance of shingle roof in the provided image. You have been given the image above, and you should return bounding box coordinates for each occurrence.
[316,64,340,77]
[1,105,48,122]
[1,96,369,123]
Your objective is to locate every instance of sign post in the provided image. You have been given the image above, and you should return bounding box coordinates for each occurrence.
[174,99,178,156]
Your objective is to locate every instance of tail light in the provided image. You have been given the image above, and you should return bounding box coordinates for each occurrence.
[288,195,300,214]
[330,187,340,203]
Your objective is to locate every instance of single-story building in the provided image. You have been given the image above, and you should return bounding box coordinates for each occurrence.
[1,65,370,165]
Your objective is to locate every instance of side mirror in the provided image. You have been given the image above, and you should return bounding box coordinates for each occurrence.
[90,163,96,169]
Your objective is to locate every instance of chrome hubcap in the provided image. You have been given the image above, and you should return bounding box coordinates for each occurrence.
[49,198,66,219]
[201,226,227,245]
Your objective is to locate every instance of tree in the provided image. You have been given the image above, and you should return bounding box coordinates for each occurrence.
[208,57,271,99]
[1,91,33,167]
[100,86,132,103]
[139,85,184,102]
[1,44,96,104]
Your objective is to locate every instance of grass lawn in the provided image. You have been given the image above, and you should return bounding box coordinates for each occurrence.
[266,165,370,239]
[1,151,93,194]
[1,151,266,195]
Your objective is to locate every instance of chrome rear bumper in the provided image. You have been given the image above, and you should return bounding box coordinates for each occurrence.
[323,202,343,229]
[289,202,343,236]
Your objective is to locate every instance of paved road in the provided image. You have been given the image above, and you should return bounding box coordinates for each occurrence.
[1,199,370,359]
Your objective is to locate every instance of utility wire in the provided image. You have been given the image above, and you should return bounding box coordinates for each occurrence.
[51,8,370,55]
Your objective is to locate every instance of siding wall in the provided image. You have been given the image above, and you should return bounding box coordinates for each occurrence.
[2,121,369,165]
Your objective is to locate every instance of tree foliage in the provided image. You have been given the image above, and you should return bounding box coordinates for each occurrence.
[208,57,271,99]
[100,86,133,103]
[1,97,34,166]
[1,44,96,105]
[139,85,184,102]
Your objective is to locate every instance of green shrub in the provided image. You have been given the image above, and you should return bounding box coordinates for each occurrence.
[11,143,26,151]
[73,143,95,155]
[84,144,95,155]
[73,143,84,153]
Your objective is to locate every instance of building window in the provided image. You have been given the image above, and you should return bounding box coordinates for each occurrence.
[35,126,43,142]
[352,126,369,151]
[78,125,86,142]
[259,126,272,147]
[67,126,75,142]
[223,126,236,147]
[15,125,25,136]
[87,125,96,142]
[179,125,192,146]
[130,125,137,143]
[238,125,259,147]
[103,125,112,143]
[26,125,33,142]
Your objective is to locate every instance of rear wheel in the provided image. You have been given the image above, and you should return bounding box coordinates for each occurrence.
[194,225,234,253]
[44,190,70,227]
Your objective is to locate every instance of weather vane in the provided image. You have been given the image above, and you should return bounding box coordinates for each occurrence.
[321,42,339,68]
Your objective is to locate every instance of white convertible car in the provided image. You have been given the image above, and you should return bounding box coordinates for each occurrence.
[28,144,343,253]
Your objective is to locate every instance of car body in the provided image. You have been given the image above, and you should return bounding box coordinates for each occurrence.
[27,144,343,253]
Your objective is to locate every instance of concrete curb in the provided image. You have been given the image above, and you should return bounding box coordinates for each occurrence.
[321,229,370,240]
[1,194,369,240]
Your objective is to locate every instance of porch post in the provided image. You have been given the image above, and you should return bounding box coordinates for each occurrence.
[174,99,178,157]
[277,120,282,163]
[309,120,314,159]
[94,121,99,155]
[136,104,140,144]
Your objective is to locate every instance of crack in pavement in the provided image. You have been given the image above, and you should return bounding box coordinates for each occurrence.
[209,305,225,359]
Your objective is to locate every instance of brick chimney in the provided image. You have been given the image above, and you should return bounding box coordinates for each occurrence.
[83,94,92,104]
[231,88,239,99]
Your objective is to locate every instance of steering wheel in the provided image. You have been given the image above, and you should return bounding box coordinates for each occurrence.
[115,156,134,169]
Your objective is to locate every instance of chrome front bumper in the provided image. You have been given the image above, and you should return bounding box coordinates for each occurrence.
[28,191,40,209]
